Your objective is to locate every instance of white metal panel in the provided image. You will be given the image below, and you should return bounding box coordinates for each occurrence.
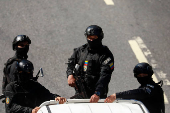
[37,99,149,113]
[119,103,143,113]
[88,103,112,113]
[67,104,92,113]
[108,103,132,113]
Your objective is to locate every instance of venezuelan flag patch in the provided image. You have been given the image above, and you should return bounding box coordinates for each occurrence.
[109,62,114,70]
[84,61,88,71]
[6,97,10,104]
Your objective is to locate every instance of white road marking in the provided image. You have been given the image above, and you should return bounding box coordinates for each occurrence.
[104,0,114,5]
[134,36,169,85]
[164,79,170,85]
[156,71,167,78]
[128,40,158,82]
[129,39,169,104]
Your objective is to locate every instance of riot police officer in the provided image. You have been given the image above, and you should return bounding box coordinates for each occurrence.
[2,35,32,94]
[104,62,165,113]
[67,25,114,103]
[5,59,66,113]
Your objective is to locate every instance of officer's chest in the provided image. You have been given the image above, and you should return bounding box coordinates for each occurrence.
[83,52,101,73]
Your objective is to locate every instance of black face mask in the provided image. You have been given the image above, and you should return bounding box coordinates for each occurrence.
[137,76,152,85]
[87,38,102,50]
[17,72,33,83]
[16,45,29,56]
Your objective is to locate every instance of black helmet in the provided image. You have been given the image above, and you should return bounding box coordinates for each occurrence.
[16,59,34,82]
[133,62,153,77]
[13,35,31,51]
[18,59,34,73]
[84,25,104,40]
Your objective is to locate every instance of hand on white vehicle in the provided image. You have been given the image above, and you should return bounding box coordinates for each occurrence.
[104,93,116,103]
[90,94,100,103]
[32,107,40,113]
[55,97,66,104]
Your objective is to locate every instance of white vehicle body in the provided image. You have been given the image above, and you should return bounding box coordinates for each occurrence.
[37,99,149,113]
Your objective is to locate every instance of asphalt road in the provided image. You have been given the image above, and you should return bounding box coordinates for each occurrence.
[0,0,169,112]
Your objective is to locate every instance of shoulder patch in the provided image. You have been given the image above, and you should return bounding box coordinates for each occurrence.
[103,57,111,65]
[84,61,88,72]
[6,97,10,104]
[109,62,114,70]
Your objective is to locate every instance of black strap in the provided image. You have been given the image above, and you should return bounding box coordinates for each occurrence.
[157,80,165,113]
[157,80,163,87]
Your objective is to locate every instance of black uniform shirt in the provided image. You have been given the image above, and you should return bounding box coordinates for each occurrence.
[4,54,27,82]
[2,55,23,94]
[116,81,165,113]
[5,80,60,113]
[67,44,114,97]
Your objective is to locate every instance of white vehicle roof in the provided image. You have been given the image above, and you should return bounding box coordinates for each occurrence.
[37,99,149,113]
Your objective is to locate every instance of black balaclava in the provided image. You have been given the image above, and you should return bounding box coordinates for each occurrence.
[16,45,29,59]
[17,72,33,84]
[137,76,153,85]
[87,38,102,50]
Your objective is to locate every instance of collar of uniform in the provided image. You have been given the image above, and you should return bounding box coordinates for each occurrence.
[87,45,103,53]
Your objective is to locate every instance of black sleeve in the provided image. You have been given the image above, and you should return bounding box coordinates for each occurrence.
[116,84,156,100]
[66,48,79,77]
[3,59,12,76]
[3,60,13,81]
[5,84,32,113]
[36,82,61,102]
[8,61,18,82]
[95,50,114,95]
[2,65,9,93]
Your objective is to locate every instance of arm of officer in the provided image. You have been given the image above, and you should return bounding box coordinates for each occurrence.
[67,48,79,87]
[105,85,156,103]
[68,75,76,87]
[5,83,33,113]
[32,107,40,113]
[90,54,114,102]
[36,82,66,104]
